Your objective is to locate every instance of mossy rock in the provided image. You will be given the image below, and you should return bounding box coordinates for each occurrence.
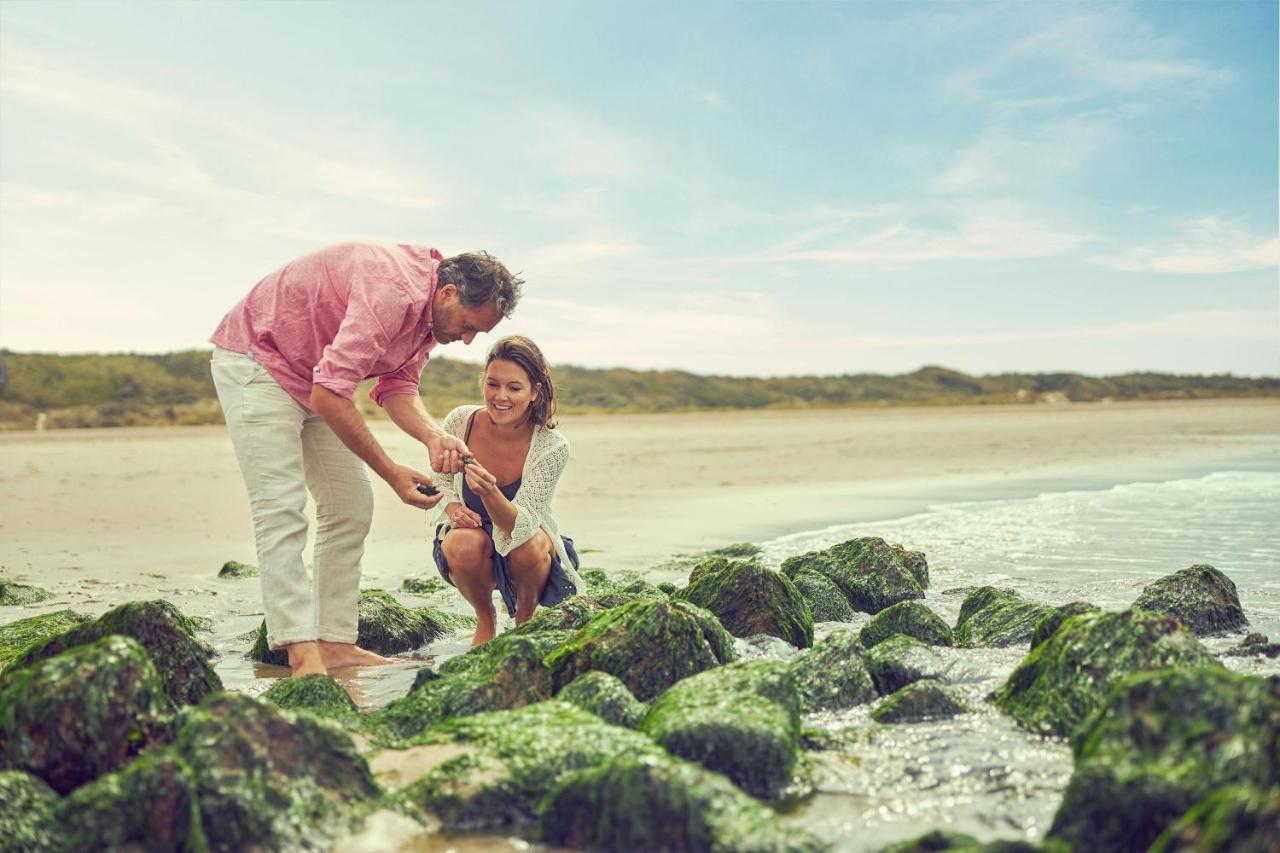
[0,635,168,795]
[640,660,803,800]
[791,568,856,622]
[865,633,950,695]
[217,560,259,579]
[787,629,877,712]
[781,537,925,614]
[0,581,54,606]
[400,575,445,595]
[0,770,62,849]
[373,634,551,741]
[172,691,380,849]
[879,830,1042,851]
[871,681,972,724]
[1132,564,1249,636]
[673,560,814,648]
[994,609,1222,737]
[537,752,825,853]
[510,595,607,636]
[9,599,221,707]
[860,601,952,648]
[59,751,205,851]
[894,545,930,590]
[1223,632,1280,659]
[952,587,1055,648]
[1047,667,1279,851]
[556,671,647,728]
[262,674,358,717]
[1150,784,1280,853]
[1030,601,1100,649]
[580,568,668,608]
[546,599,736,701]
[397,701,661,831]
[0,609,91,675]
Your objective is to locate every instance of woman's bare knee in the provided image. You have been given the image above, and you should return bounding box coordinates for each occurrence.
[442,529,492,566]
[507,532,553,575]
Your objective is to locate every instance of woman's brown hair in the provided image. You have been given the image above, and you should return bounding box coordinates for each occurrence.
[484,336,557,429]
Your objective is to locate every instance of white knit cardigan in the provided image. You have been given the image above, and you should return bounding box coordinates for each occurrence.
[429,405,581,589]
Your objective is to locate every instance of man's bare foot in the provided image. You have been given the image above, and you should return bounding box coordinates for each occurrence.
[286,641,328,677]
[317,640,397,669]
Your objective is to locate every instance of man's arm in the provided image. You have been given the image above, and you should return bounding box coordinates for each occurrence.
[382,392,470,474]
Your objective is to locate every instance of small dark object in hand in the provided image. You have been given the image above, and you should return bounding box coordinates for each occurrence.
[416,484,439,496]
[461,455,477,466]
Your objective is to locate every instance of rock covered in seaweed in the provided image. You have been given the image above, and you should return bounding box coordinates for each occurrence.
[878,830,1041,851]
[790,568,856,623]
[781,537,925,614]
[952,587,1054,648]
[994,608,1221,737]
[261,673,358,717]
[787,629,877,712]
[1223,632,1280,659]
[871,681,972,724]
[673,559,814,648]
[580,568,667,608]
[217,560,258,579]
[1047,667,1279,851]
[640,660,803,800]
[0,581,53,606]
[860,600,952,648]
[400,575,445,595]
[865,633,951,695]
[58,751,204,851]
[0,771,61,850]
[0,609,91,675]
[546,599,736,701]
[1030,601,1100,649]
[556,671,647,728]
[1132,564,1249,636]
[538,752,825,853]
[1150,784,1280,853]
[0,635,168,794]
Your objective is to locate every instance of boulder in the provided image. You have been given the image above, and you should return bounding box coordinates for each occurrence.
[1132,564,1249,636]
[860,601,952,648]
[952,587,1054,648]
[261,674,358,717]
[0,609,91,674]
[1048,667,1279,851]
[865,634,951,695]
[58,751,203,851]
[0,581,53,606]
[546,599,736,701]
[994,609,1222,737]
[556,671,647,728]
[538,752,825,853]
[1150,785,1280,853]
[511,595,607,635]
[217,560,258,579]
[790,568,856,622]
[787,629,877,712]
[640,660,803,800]
[0,636,168,794]
[781,537,924,614]
[674,560,814,648]
[879,830,1040,852]
[1030,601,1100,649]
[10,599,220,707]
[871,681,972,724]
[580,568,668,608]
[400,576,445,595]
[0,771,61,850]
[1223,632,1280,659]
[172,691,380,849]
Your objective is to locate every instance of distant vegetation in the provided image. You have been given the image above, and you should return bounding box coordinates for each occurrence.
[0,349,1276,430]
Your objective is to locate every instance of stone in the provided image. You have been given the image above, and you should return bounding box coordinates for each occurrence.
[1150,785,1280,853]
[580,568,667,608]
[0,771,62,850]
[871,681,972,724]
[1223,633,1280,659]
[791,568,856,622]
[781,537,925,614]
[261,674,358,717]
[400,575,445,595]
[787,629,877,712]
[556,671,647,728]
[1132,564,1249,636]
[546,599,736,701]
[217,560,258,579]
[640,660,803,800]
[1030,601,1101,649]
[860,600,952,648]
[1048,667,1279,851]
[0,581,54,606]
[674,559,814,648]
[0,636,168,794]
[994,609,1223,738]
[865,634,951,695]
[0,609,91,675]
[952,587,1054,648]
[879,830,1041,851]
[58,751,204,851]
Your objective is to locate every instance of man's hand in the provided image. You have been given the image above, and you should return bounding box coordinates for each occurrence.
[427,433,471,474]
[388,464,442,510]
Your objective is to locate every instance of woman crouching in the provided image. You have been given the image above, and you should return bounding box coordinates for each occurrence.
[430,336,581,646]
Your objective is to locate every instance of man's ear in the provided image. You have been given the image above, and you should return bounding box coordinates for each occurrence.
[437,282,457,301]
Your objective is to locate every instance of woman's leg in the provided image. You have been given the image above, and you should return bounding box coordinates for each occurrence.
[441,528,498,646]
[505,531,554,625]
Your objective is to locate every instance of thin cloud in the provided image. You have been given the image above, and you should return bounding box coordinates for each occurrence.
[1095,217,1280,275]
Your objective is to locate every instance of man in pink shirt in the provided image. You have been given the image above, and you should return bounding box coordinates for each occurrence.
[210,242,520,677]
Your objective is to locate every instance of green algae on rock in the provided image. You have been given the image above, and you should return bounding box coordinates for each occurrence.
[0,609,91,675]
[865,633,950,695]
[580,568,668,608]
[538,752,825,853]
[787,628,877,712]
[781,537,925,614]
[994,609,1222,738]
[1132,564,1249,636]
[674,559,814,648]
[1048,667,1280,852]
[217,559,259,579]
[860,600,952,649]
[1030,601,1100,650]
[791,567,856,623]
[0,770,62,850]
[0,581,54,606]
[59,751,206,851]
[9,599,221,707]
[878,829,1044,852]
[546,598,736,701]
[556,670,647,728]
[871,681,972,724]
[0,635,168,794]
[400,575,445,595]
[510,595,607,636]
[640,660,803,800]
[173,691,380,850]
[1150,784,1280,853]
[952,587,1055,648]
[262,673,359,717]
[1223,632,1280,659]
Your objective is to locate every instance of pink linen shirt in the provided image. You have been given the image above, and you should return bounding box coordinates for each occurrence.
[211,242,441,410]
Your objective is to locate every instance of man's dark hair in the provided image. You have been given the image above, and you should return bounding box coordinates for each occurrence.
[438,252,523,318]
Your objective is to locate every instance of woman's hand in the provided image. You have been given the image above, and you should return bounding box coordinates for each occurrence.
[444,502,483,529]
[463,459,501,499]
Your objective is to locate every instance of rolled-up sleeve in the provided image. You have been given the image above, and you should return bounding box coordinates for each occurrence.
[370,349,431,407]
[312,277,412,400]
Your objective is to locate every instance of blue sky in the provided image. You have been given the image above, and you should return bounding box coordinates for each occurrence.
[0,0,1276,376]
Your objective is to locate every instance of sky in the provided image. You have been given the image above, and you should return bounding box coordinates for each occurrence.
[0,0,1276,377]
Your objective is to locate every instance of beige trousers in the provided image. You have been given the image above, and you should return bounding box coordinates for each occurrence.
[211,348,373,649]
